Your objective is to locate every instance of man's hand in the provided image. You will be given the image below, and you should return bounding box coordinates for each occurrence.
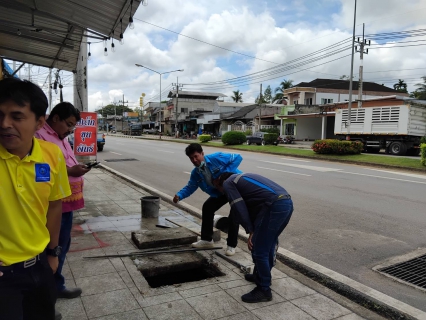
[248,232,254,251]
[67,164,90,177]
[173,195,180,203]
[47,256,59,273]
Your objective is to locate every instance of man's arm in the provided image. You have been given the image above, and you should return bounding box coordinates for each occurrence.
[174,170,199,201]
[213,153,243,174]
[223,179,253,234]
[67,164,90,177]
[45,199,62,273]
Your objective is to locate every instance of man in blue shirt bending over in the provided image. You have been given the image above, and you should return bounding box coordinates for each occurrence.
[173,143,242,256]
[213,172,294,303]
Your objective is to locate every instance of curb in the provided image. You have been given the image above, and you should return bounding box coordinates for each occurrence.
[105,134,426,174]
[99,163,426,320]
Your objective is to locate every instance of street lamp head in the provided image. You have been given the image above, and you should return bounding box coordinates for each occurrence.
[135,64,143,67]
[178,69,184,72]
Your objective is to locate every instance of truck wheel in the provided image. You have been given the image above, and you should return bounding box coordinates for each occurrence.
[246,140,251,145]
[389,142,407,155]
[98,145,104,152]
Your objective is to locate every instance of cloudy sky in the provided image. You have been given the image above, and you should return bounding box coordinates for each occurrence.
[12,0,426,111]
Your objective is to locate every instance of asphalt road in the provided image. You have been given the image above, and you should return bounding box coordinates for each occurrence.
[96,136,426,310]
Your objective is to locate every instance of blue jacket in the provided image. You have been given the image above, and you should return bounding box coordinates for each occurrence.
[177,152,243,200]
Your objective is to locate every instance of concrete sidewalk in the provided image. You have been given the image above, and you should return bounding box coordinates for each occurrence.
[57,168,382,320]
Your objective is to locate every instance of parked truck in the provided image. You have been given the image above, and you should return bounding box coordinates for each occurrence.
[122,123,142,136]
[334,100,426,156]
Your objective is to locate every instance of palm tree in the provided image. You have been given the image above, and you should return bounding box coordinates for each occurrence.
[412,76,426,99]
[273,79,293,103]
[393,79,408,93]
[231,90,243,103]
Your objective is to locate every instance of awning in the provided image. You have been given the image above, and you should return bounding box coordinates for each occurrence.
[276,112,336,119]
[0,0,143,71]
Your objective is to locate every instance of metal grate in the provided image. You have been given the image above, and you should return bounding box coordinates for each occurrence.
[378,254,426,290]
[103,158,139,162]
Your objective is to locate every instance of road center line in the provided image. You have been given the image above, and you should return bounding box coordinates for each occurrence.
[109,151,122,155]
[157,150,174,153]
[280,157,311,162]
[366,168,426,180]
[260,160,341,172]
[184,171,191,175]
[257,166,311,176]
[338,171,426,185]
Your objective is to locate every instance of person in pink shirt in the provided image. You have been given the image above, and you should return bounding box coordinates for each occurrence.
[35,102,90,300]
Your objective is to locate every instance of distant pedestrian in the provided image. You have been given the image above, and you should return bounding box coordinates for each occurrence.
[213,172,293,303]
[173,143,242,256]
[35,102,90,300]
[0,78,71,319]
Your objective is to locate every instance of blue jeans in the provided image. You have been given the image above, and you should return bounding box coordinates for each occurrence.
[251,199,293,291]
[54,211,73,292]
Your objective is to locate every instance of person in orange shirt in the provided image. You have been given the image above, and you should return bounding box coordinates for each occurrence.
[0,78,71,319]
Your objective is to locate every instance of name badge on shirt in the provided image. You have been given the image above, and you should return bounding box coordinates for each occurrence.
[35,163,50,182]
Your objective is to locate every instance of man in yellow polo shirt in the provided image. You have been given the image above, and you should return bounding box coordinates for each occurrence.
[0,78,71,320]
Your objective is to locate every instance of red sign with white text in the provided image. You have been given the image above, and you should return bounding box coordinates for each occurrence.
[74,112,97,156]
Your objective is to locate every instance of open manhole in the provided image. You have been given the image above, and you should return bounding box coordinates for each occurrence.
[378,254,426,291]
[103,158,139,162]
[136,252,225,288]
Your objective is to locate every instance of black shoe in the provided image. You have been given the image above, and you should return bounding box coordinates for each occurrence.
[241,287,272,303]
[55,309,62,320]
[57,287,82,299]
[244,273,255,283]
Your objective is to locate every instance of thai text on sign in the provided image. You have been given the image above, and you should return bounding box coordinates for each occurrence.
[74,112,97,156]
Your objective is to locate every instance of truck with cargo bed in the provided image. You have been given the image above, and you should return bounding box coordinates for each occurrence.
[334,100,426,156]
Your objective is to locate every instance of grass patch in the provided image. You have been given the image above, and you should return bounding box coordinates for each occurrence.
[222,145,426,171]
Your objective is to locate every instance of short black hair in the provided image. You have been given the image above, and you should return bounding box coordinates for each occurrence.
[185,143,203,156]
[0,78,48,118]
[49,102,81,122]
[216,172,236,186]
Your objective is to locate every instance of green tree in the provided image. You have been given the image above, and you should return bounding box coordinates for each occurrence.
[231,90,243,102]
[273,79,293,103]
[410,76,426,99]
[393,79,408,93]
[97,104,133,116]
[263,85,272,103]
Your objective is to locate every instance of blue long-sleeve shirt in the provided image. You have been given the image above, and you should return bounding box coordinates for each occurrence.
[177,152,243,200]
[222,173,291,233]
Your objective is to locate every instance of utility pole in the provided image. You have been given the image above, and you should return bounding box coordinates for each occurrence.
[356,23,370,108]
[48,69,52,112]
[258,83,263,132]
[172,77,183,137]
[347,0,357,140]
[119,95,129,132]
[27,64,31,81]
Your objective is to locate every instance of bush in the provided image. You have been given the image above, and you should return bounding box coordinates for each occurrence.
[263,127,280,134]
[264,133,278,145]
[312,139,364,155]
[421,136,426,144]
[421,143,426,166]
[222,131,246,145]
[199,134,212,143]
[244,129,252,136]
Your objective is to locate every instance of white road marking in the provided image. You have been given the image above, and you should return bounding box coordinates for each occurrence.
[257,166,311,177]
[184,171,191,175]
[366,168,426,180]
[157,150,174,153]
[260,160,341,172]
[109,151,122,155]
[338,171,426,185]
[280,157,311,162]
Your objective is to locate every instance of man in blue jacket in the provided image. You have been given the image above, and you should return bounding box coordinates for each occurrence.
[173,143,242,256]
[213,172,293,303]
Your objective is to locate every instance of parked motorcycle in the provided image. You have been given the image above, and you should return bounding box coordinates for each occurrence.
[275,135,295,145]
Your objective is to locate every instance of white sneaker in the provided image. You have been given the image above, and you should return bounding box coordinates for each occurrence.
[191,240,214,248]
[225,246,236,256]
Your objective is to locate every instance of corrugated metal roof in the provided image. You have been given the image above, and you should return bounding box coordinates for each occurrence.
[0,0,142,71]
[168,90,227,98]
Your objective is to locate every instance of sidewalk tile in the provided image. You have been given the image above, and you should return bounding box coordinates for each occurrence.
[81,288,139,318]
[109,257,127,272]
[76,272,127,296]
[186,290,247,319]
[179,284,223,299]
[291,293,352,320]
[69,258,116,278]
[334,314,366,320]
[217,279,248,290]
[143,299,202,320]
[92,309,147,320]
[251,301,315,320]
[66,248,106,262]
[136,292,182,308]
[119,270,136,288]
[221,311,261,320]
[56,297,87,320]
[271,278,316,300]
[225,284,285,311]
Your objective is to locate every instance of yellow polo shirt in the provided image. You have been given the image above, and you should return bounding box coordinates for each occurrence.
[0,138,71,265]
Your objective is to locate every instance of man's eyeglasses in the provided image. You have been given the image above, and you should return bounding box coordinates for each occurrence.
[63,120,76,131]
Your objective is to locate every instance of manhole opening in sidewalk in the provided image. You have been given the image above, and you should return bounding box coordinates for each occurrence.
[104,158,138,162]
[137,252,225,288]
[378,254,426,291]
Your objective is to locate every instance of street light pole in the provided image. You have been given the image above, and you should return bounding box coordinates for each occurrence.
[135,64,183,132]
